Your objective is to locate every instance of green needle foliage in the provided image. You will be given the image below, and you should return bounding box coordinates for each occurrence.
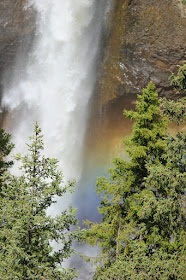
[82,82,186,279]
[162,63,186,125]
[169,62,186,91]
[0,128,14,190]
[161,97,186,125]
[0,124,77,280]
[123,82,168,181]
[94,245,186,280]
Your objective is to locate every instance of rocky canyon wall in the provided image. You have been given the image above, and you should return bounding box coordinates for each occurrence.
[98,0,186,105]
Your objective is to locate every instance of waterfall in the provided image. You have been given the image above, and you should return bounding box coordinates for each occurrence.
[2,0,110,180]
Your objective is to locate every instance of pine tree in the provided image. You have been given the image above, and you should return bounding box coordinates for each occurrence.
[82,82,170,277]
[93,130,186,280]
[0,124,77,280]
[82,79,186,279]
[123,81,168,187]
[0,128,14,191]
[169,62,186,91]
[161,97,186,125]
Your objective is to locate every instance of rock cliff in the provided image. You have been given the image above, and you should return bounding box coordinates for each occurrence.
[98,0,186,105]
[0,0,35,99]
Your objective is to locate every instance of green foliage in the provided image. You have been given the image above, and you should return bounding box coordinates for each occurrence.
[161,63,186,125]
[161,97,186,124]
[0,124,77,280]
[123,82,168,180]
[82,82,186,279]
[169,63,186,91]
[0,129,14,190]
[94,243,186,280]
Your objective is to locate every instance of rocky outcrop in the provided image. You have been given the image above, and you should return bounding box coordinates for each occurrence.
[0,0,35,97]
[98,0,186,105]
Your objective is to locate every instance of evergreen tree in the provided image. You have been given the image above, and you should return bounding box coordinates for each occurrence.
[92,131,186,280]
[82,83,168,275]
[169,62,186,91]
[82,82,186,279]
[161,97,186,125]
[0,124,77,280]
[123,82,168,185]
[0,128,14,190]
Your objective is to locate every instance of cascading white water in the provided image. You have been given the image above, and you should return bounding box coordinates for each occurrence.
[2,0,110,181]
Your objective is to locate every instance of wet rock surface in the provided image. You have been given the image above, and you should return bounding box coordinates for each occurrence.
[0,0,35,99]
[98,0,186,105]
